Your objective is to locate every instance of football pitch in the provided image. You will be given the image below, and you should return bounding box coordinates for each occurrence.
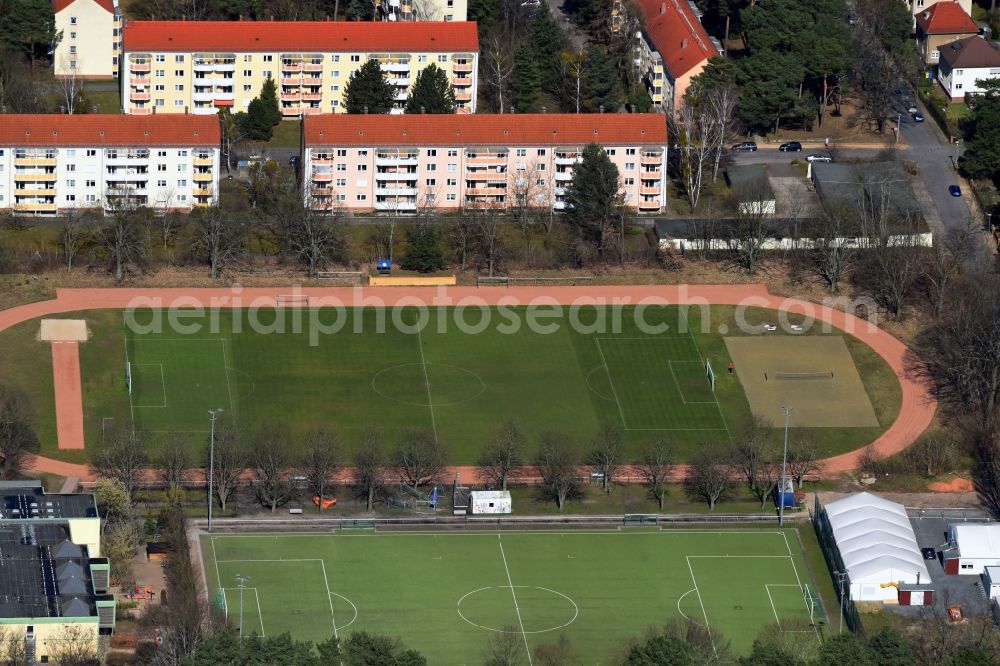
[202,529,824,662]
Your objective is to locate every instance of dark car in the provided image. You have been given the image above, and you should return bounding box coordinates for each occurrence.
[949,185,962,197]
[731,141,758,152]
[912,112,925,122]
[779,141,802,152]
[288,155,300,166]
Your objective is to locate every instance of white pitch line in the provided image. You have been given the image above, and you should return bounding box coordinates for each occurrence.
[498,535,532,665]
[255,588,265,636]
[594,339,628,428]
[220,338,236,412]
[686,557,718,658]
[122,313,135,432]
[415,322,438,445]
[765,585,781,627]
[320,560,339,640]
[681,311,733,443]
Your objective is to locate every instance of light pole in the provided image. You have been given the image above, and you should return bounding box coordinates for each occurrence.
[833,570,848,634]
[236,574,251,640]
[208,408,223,532]
[779,405,792,526]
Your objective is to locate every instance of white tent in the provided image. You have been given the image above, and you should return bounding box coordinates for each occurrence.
[824,492,930,601]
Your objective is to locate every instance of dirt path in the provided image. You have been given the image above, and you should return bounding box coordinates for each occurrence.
[0,285,936,481]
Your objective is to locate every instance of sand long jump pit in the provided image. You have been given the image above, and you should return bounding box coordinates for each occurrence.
[725,335,878,428]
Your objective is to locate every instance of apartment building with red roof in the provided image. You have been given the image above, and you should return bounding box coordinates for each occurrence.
[302,113,668,213]
[0,115,221,215]
[52,0,121,79]
[915,1,979,65]
[120,21,479,117]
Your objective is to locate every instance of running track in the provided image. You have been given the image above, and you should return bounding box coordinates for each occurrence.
[0,285,936,481]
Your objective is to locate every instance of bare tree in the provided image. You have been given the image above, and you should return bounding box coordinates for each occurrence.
[671,100,713,210]
[588,422,623,494]
[355,426,385,511]
[0,628,26,666]
[448,215,477,271]
[683,448,733,511]
[157,437,189,491]
[250,426,293,512]
[638,438,674,510]
[59,208,94,271]
[0,384,39,478]
[55,54,83,114]
[924,223,975,321]
[190,206,244,279]
[785,442,822,488]
[91,428,147,504]
[219,109,243,176]
[725,176,774,275]
[535,431,580,512]
[905,432,957,477]
[291,201,346,277]
[48,625,100,666]
[509,162,549,240]
[393,428,445,489]
[535,633,576,666]
[805,208,859,293]
[102,516,141,588]
[99,190,150,281]
[703,83,738,181]
[210,422,244,515]
[469,205,506,277]
[853,17,897,135]
[484,626,526,666]
[559,49,585,114]
[302,430,341,512]
[477,420,524,490]
[483,33,516,113]
[732,416,779,510]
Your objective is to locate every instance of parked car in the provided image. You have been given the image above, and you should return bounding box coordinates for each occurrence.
[779,141,802,152]
[731,141,758,152]
[805,153,833,163]
[912,112,925,122]
[949,185,962,197]
[288,155,300,166]
[907,103,919,114]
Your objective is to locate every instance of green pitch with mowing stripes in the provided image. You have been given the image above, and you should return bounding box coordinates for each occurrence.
[203,529,823,663]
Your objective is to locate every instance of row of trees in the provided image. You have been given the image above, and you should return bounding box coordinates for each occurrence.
[344,60,457,115]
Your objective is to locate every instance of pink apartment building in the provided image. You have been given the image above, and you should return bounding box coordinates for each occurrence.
[302,114,668,214]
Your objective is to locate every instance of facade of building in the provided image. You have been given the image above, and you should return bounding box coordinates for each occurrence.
[52,0,121,79]
[0,482,114,663]
[907,0,973,28]
[634,0,720,114]
[302,113,668,214]
[944,524,1000,574]
[120,21,479,117]
[0,115,221,216]
[937,36,1000,101]
[915,1,978,65]
[375,0,468,21]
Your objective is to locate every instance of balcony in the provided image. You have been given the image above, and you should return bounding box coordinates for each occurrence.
[639,199,661,211]
[451,77,472,86]
[300,106,322,115]
[312,187,334,196]
[130,61,151,72]
[193,171,214,182]
[312,172,334,182]
[452,63,473,73]
[282,62,303,73]
[375,187,417,196]
[301,93,322,102]
[13,172,56,181]
[302,63,322,72]
[130,76,150,86]
[639,186,661,196]
[130,92,151,101]
[455,91,472,102]
[375,171,417,181]
[281,77,303,86]
[194,156,214,167]
[553,201,568,210]
[311,157,333,165]
[193,92,215,103]
[466,188,507,196]
[465,173,508,183]
[554,171,573,181]
[641,153,663,165]
[129,107,153,115]
[194,61,235,72]
[193,187,213,197]
[375,201,417,211]
[107,154,150,165]
[14,157,56,167]
[387,77,410,87]
[380,62,410,73]
[466,156,507,165]
[14,188,55,196]
[555,155,581,165]
[13,202,57,212]
[282,107,304,116]
[375,156,419,167]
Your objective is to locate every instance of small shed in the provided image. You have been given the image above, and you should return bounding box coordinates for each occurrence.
[984,566,1000,599]
[469,490,511,515]
[944,524,1000,575]
[898,583,935,606]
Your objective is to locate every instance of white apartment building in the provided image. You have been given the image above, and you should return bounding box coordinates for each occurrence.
[0,115,221,216]
[52,0,121,79]
[302,114,669,214]
[120,21,479,117]
[375,0,468,21]
[938,36,1000,101]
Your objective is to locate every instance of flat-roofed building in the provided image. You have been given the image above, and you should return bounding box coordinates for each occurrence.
[120,21,479,117]
[0,115,221,216]
[302,113,668,213]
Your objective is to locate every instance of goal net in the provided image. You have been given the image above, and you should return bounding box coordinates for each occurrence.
[803,584,820,624]
[215,587,228,619]
[705,359,716,391]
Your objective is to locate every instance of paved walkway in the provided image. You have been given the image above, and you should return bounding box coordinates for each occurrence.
[0,285,936,481]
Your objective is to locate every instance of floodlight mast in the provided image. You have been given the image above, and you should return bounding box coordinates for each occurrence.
[208,409,223,532]
[779,405,792,527]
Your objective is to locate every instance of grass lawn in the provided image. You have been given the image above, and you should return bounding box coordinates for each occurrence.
[264,119,302,149]
[202,528,826,661]
[0,305,902,463]
[84,88,122,114]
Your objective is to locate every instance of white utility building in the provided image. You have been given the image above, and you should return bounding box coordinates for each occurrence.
[944,524,1000,575]
[821,492,931,603]
[469,491,511,515]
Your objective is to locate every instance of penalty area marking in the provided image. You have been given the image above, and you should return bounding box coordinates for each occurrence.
[222,587,264,636]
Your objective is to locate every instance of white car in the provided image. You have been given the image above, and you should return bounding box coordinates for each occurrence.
[805,153,833,163]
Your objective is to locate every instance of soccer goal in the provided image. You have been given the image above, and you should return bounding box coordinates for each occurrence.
[215,587,228,620]
[803,584,821,625]
[705,359,716,391]
[772,370,834,382]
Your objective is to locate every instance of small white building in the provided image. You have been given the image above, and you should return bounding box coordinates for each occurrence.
[984,566,1000,599]
[937,36,1000,102]
[469,491,511,515]
[944,524,1000,574]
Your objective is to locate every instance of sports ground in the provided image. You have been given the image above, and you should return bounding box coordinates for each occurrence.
[201,528,824,662]
[0,302,901,463]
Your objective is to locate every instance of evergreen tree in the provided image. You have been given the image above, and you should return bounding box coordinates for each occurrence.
[258,75,282,127]
[959,79,1000,181]
[404,63,456,114]
[530,7,569,98]
[563,142,623,258]
[234,75,281,141]
[400,225,444,274]
[344,59,396,114]
[0,0,58,67]
[513,44,541,113]
[345,0,374,20]
[866,628,914,666]
[624,635,694,665]
[581,44,621,113]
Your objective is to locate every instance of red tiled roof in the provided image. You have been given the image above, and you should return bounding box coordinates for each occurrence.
[304,114,667,146]
[636,0,718,78]
[123,20,479,53]
[916,1,977,35]
[0,115,220,147]
[52,0,115,14]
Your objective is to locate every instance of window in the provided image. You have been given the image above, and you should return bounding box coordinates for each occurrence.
[448,149,458,157]
[66,164,76,172]
[69,60,77,69]
[155,55,165,63]
[427,149,437,157]
[157,151,167,157]
[177,194,187,202]
[336,149,347,157]
[536,178,545,186]
[157,180,167,187]
[625,162,635,171]
[243,69,252,77]
[66,179,75,187]
[177,179,187,187]
[447,163,457,172]
[516,148,526,157]
[426,164,436,171]
[155,98,165,107]
[607,149,616,156]
[426,178,436,186]
[438,55,447,63]
[155,84,165,91]
[956,69,964,75]
[538,164,546,171]
[86,149,96,157]
[332,100,339,108]
[447,193,456,201]
[626,148,636,155]
[956,83,964,90]
[243,84,252,92]
[336,193,346,201]
[65,150,76,157]
[447,178,456,186]
[336,178,347,187]
[332,54,340,63]
[155,70,165,77]
[426,193,436,202]
[624,178,634,186]
[330,84,340,92]
[244,55,252,63]
[263,70,272,78]
[175,55,185,63]
[336,164,347,171]
[174,70,184,76]
[65,194,75,202]
[157,164,167,171]
[962,564,974,570]
[70,16,77,24]
[174,99,184,107]
[178,150,188,157]
[357,164,367,171]
[174,84,184,91]
[350,55,361,63]
[358,150,368,157]
[537,148,546,156]
[263,55,273,62]
[85,194,96,202]
[85,179,96,187]
[418,55,427,63]
[69,46,76,54]
[356,194,367,201]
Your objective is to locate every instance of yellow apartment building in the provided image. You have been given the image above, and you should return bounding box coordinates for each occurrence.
[52,0,121,79]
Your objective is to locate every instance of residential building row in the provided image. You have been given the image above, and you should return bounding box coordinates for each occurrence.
[119,21,479,117]
[301,114,669,213]
[0,482,114,663]
[913,0,1000,101]
[0,115,221,216]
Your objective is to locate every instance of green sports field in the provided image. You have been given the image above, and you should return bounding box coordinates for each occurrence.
[0,305,901,462]
[202,529,825,662]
